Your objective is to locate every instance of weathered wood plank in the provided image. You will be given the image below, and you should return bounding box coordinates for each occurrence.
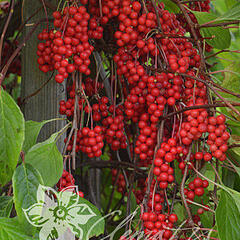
[21,0,66,149]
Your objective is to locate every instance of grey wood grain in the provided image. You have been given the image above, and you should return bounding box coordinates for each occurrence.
[21,0,66,150]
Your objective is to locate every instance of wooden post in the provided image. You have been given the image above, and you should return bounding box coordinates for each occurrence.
[21,0,66,148]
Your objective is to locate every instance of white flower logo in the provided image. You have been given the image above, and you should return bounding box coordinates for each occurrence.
[23,184,96,240]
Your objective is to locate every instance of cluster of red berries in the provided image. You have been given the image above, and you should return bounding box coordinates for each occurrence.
[89,97,127,151]
[33,0,233,237]
[177,0,212,52]
[75,126,104,158]
[180,107,208,146]
[57,169,75,191]
[207,114,229,161]
[37,5,96,83]
[142,210,178,239]
[134,114,157,165]
[59,83,85,117]
[184,177,209,201]
[153,139,182,189]
[57,170,84,197]
[85,77,104,96]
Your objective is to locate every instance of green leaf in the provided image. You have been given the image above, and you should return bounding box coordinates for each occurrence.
[0,196,13,217]
[225,0,239,9]
[0,217,35,240]
[157,0,179,13]
[216,190,240,240]
[23,119,58,153]
[222,167,237,188]
[0,88,25,186]
[174,160,182,184]
[173,202,186,222]
[12,163,43,230]
[130,192,137,213]
[200,211,213,228]
[25,132,63,187]
[193,11,231,49]
[217,2,240,21]
[72,196,105,240]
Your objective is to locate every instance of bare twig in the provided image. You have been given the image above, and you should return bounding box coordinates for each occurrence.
[200,20,240,28]
[180,144,194,226]
[21,72,54,104]
[0,0,14,68]
[0,18,49,86]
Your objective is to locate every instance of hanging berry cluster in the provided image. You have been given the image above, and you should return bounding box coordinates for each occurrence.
[36,0,234,238]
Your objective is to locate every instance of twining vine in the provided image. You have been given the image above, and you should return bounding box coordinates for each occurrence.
[1,0,240,239]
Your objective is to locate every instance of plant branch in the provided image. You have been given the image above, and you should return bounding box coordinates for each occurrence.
[0,0,14,68]
[180,144,194,226]
[200,20,240,28]
[0,18,48,86]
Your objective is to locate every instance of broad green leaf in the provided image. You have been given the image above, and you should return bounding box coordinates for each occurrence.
[23,119,59,153]
[200,163,220,191]
[193,11,231,49]
[225,0,239,9]
[200,211,213,228]
[216,190,240,240]
[222,167,237,188]
[220,62,240,119]
[173,202,186,222]
[157,0,179,13]
[227,186,240,212]
[0,217,35,240]
[174,160,182,184]
[217,2,240,21]
[0,88,25,186]
[0,196,13,217]
[69,194,105,240]
[130,192,137,213]
[25,132,63,187]
[12,163,43,231]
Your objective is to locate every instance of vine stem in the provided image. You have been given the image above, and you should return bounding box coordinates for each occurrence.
[105,170,120,215]
[0,0,14,68]
[172,0,206,70]
[161,102,240,120]
[205,49,240,60]
[150,0,162,31]
[210,161,223,185]
[178,73,240,117]
[21,72,54,104]
[71,72,81,170]
[180,143,194,226]
[0,18,49,86]
[190,164,231,193]
[199,20,240,28]
[142,111,166,211]
[186,199,215,213]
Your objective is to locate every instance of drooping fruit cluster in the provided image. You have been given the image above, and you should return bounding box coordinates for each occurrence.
[66,126,104,158]
[177,0,212,52]
[34,0,233,238]
[37,5,97,83]
[91,97,128,151]
[57,170,84,197]
[185,177,209,201]
[57,169,75,190]
[206,114,229,161]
